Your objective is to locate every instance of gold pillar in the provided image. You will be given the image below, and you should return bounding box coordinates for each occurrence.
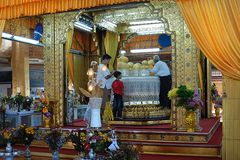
[207,60,212,118]
[151,1,198,130]
[11,42,30,96]
[222,76,240,160]
[43,11,79,126]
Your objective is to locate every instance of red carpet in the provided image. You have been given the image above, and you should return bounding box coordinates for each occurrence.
[140,154,221,160]
[68,118,219,133]
[111,118,219,133]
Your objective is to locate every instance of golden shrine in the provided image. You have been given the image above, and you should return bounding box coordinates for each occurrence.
[0,0,239,160]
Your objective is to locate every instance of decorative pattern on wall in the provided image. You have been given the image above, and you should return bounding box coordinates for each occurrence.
[43,11,79,126]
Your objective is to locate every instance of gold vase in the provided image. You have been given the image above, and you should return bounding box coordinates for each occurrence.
[215,107,221,118]
[185,111,196,132]
[44,117,51,128]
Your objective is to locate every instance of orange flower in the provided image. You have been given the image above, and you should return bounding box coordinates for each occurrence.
[42,107,48,113]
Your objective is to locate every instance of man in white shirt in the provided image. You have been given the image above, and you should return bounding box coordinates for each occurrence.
[150,55,172,109]
[96,54,115,117]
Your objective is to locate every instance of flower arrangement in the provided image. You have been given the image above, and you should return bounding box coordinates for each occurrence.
[15,125,36,146]
[211,83,222,107]
[211,83,219,101]
[44,128,68,152]
[69,130,86,155]
[0,128,17,144]
[69,130,112,156]
[168,85,203,111]
[0,96,11,111]
[35,94,52,118]
[88,130,112,153]
[22,96,33,111]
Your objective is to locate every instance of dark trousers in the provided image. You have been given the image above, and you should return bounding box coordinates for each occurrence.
[113,94,123,118]
[159,75,172,108]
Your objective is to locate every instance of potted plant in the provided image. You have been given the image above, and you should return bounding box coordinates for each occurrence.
[69,130,87,159]
[44,128,68,160]
[16,125,36,159]
[0,128,17,153]
[168,85,203,132]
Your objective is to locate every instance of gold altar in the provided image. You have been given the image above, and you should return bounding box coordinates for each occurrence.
[42,1,198,129]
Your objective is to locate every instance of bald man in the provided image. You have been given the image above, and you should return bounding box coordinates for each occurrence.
[150,55,172,109]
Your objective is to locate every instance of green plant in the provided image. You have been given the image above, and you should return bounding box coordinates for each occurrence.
[176,85,194,106]
[16,125,36,146]
[168,85,203,111]
[107,144,139,160]
[69,130,86,153]
[44,128,68,152]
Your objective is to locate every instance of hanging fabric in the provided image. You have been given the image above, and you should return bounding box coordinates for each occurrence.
[104,31,118,71]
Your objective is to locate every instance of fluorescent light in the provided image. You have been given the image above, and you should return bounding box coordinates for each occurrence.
[13,36,40,45]
[120,50,126,54]
[115,14,124,17]
[2,32,13,39]
[129,23,164,30]
[130,20,161,25]
[2,32,43,46]
[130,48,160,53]
[74,22,93,30]
[74,22,93,32]
[102,20,117,28]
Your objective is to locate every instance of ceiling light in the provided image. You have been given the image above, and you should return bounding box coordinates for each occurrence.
[2,32,43,46]
[130,20,161,25]
[74,22,93,32]
[2,32,13,39]
[115,14,124,17]
[102,20,117,28]
[120,50,126,54]
[13,36,40,45]
[130,48,160,53]
[129,23,164,29]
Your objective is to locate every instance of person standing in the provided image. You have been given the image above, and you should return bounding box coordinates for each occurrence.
[96,54,115,117]
[150,55,172,109]
[112,71,124,119]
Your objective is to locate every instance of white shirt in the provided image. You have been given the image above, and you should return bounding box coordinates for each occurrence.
[96,64,113,89]
[151,60,170,77]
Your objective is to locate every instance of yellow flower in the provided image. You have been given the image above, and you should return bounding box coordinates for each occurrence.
[80,132,85,137]
[25,127,35,135]
[168,88,178,99]
[107,137,111,142]
[186,85,192,90]
[3,131,11,140]
[19,125,25,129]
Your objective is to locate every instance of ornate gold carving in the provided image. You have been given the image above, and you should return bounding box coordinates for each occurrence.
[93,1,198,130]
[43,11,80,126]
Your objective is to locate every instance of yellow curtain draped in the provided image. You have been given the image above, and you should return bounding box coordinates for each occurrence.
[0,0,146,20]
[177,0,240,80]
[0,20,5,48]
[104,31,118,70]
[66,27,74,85]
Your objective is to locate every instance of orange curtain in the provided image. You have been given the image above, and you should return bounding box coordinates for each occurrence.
[0,0,146,20]
[66,27,74,84]
[0,20,5,48]
[177,0,240,80]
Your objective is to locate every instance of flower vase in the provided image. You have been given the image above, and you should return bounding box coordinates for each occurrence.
[185,111,196,132]
[52,150,59,160]
[215,107,221,118]
[88,148,95,159]
[24,145,31,159]
[5,142,13,153]
[44,117,51,128]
